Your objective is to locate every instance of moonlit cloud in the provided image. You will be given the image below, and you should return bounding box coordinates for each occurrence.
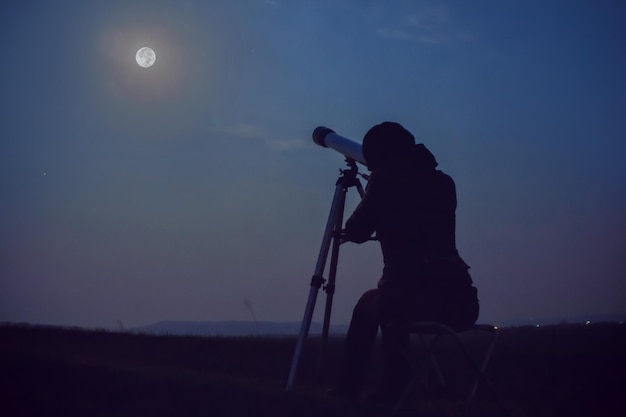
[406,6,449,31]
[266,137,312,150]
[211,123,311,150]
[212,123,267,139]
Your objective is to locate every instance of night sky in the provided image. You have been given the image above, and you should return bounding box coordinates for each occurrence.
[1,1,625,329]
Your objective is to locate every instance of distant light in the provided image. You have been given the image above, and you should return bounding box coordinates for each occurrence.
[585,320,591,325]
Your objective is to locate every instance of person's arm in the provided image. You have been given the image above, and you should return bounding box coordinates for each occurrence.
[343,173,381,243]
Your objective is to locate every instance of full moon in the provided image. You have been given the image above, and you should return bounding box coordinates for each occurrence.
[136,47,156,68]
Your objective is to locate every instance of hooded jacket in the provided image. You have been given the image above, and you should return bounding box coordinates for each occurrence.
[344,143,467,290]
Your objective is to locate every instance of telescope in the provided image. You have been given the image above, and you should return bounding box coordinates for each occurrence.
[312,127,368,167]
[287,126,368,391]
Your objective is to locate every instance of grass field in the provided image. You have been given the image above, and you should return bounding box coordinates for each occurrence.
[1,322,624,416]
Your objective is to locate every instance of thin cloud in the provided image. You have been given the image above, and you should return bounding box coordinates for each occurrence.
[213,123,266,139]
[376,5,466,46]
[376,28,414,42]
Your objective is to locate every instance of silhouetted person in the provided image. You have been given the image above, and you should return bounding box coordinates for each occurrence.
[332,122,479,401]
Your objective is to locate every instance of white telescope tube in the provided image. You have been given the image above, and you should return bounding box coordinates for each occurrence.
[312,127,367,167]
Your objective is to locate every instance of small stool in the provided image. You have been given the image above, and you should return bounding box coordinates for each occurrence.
[387,322,505,416]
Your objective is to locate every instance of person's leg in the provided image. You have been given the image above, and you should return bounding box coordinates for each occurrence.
[380,325,412,395]
[335,288,381,395]
[378,289,416,396]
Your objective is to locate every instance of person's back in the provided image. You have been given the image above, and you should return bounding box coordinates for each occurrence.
[344,125,478,328]
[361,149,457,283]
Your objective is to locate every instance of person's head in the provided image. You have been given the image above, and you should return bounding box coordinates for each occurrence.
[362,122,416,170]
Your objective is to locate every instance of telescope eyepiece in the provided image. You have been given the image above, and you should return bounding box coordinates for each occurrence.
[312,126,335,147]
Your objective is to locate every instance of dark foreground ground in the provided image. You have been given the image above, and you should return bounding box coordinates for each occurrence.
[1,323,625,417]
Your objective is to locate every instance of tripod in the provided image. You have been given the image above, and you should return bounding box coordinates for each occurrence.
[286,158,366,391]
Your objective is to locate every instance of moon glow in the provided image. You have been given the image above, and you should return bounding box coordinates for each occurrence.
[136,47,156,68]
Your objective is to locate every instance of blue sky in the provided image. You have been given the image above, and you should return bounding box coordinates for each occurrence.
[1,0,625,329]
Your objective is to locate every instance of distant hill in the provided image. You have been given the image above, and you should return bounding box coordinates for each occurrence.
[130,320,350,337]
[131,312,626,336]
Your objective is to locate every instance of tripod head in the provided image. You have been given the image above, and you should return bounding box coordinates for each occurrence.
[340,157,358,176]
[336,156,367,195]
[340,157,370,184]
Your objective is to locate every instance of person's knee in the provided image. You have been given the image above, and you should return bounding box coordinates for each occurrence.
[353,288,380,321]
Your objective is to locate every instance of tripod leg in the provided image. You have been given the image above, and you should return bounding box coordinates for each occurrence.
[315,176,364,376]
[316,193,346,377]
[286,182,348,391]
